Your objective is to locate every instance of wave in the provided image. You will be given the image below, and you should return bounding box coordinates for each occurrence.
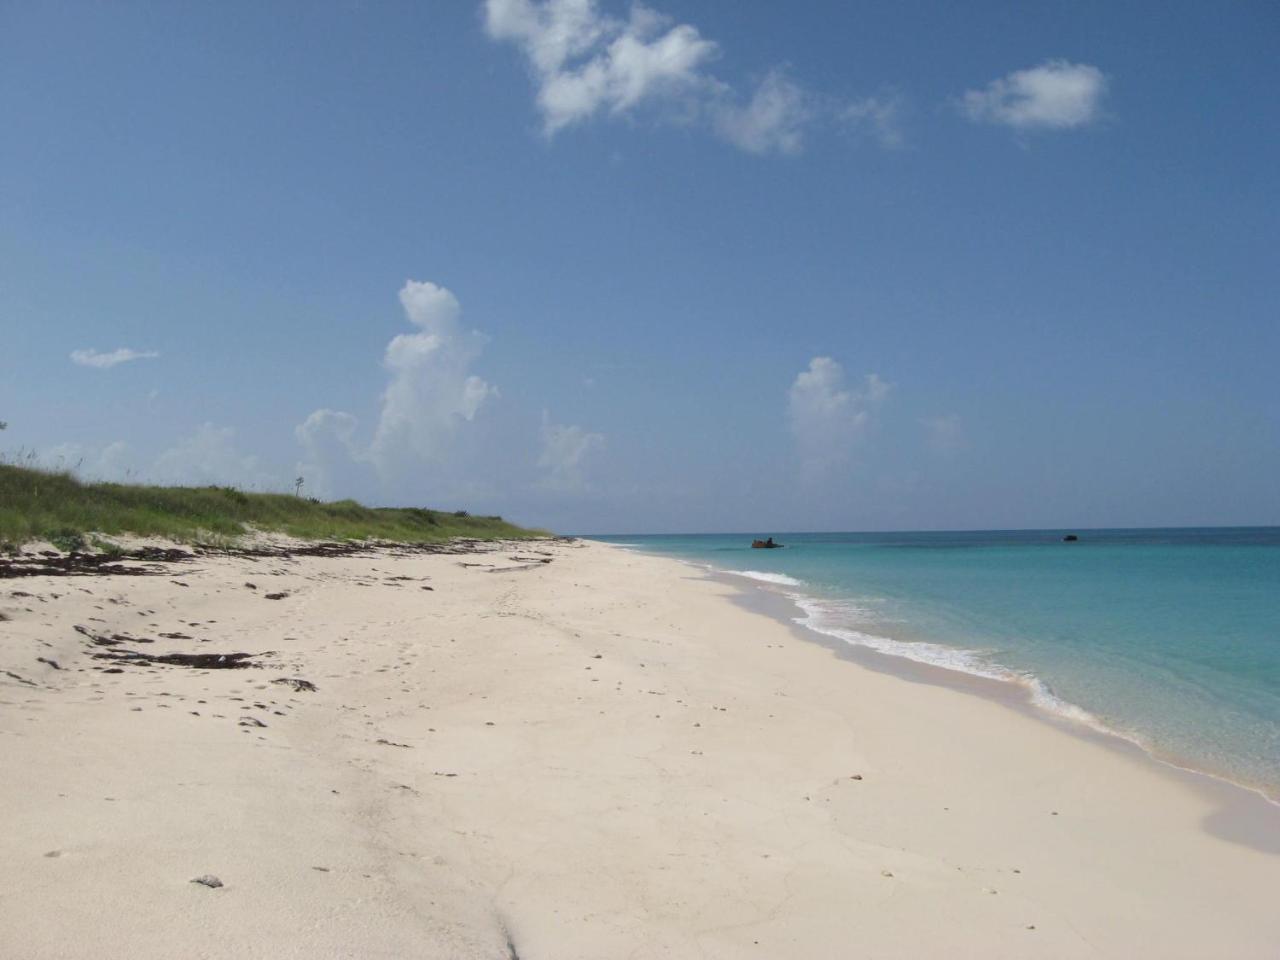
[726,569,805,587]
[788,593,1115,734]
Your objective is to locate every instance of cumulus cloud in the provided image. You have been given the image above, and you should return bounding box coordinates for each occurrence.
[788,357,890,477]
[368,280,498,474]
[484,0,894,155]
[39,441,133,481]
[921,413,965,454]
[484,0,719,135]
[295,409,363,500]
[291,280,499,501]
[538,411,604,492]
[153,423,278,490]
[961,60,1107,130]
[70,347,159,369]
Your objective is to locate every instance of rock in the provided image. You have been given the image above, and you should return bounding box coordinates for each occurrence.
[263,592,289,600]
[881,870,894,878]
[238,717,267,728]
[850,774,863,780]
[190,875,223,888]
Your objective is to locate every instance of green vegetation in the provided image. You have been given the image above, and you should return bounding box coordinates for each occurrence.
[0,463,545,548]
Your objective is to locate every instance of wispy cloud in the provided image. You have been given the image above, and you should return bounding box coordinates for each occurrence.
[538,411,604,492]
[960,60,1107,130]
[70,347,160,369]
[920,413,965,454]
[842,93,905,148]
[713,67,811,155]
[484,0,897,154]
[788,357,890,478]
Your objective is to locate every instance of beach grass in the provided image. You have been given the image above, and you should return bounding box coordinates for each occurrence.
[0,463,545,549]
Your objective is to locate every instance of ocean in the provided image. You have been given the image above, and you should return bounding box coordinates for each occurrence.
[592,529,1280,800]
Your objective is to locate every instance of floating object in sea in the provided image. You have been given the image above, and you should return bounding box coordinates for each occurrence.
[1062,534,1079,542]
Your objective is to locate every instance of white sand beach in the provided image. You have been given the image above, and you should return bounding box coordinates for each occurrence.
[2,538,1278,958]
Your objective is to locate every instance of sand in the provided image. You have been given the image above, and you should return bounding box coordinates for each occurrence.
[2,538,1278,958]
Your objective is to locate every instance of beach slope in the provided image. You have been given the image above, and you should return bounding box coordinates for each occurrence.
[1,539,1277,958]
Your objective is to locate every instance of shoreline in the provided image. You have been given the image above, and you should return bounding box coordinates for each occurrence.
[639,545,1280,812]
[706,566,1280,852]
[4,536,1279,957]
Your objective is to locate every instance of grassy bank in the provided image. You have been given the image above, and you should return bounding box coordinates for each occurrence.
[0,464,544,549]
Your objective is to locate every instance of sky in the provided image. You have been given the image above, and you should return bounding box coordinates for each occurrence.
[1,0,1277,534]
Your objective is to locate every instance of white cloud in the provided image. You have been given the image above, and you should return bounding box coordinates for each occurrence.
[538,411,604,492]
[368,280,498,474]
[292,280,499,500]
[842,93,904,148]
[38,441,134,481]
[295,409,363,500]
[484,0,896,155]
[921,413,965,454]
[152,423,278,490]
[788,357,890,477]
[484,0,719,135]
[714,68,811,155]
[70,347,159,369]
[961,60,1107,130]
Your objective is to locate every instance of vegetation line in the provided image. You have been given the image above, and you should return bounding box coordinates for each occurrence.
[0,463,545,550]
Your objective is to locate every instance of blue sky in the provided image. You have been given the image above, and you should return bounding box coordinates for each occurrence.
[1,0,1276,533]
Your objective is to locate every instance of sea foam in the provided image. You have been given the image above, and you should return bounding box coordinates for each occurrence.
[726,570,805,587]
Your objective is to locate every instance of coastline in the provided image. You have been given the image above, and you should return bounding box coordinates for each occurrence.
[659,546,1280,811]
[707,566,1280,851]
[3,537,1279,957]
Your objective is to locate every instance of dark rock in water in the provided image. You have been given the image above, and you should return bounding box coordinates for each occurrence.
[1062,534,1079,542]
[190,875,223,889]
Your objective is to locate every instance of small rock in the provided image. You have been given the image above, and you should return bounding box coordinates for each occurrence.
[881,870,894,878]
[244,583,257,589]
[190,875,223,888]
[850,774,863,780]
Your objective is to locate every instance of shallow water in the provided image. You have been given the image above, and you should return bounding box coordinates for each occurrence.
[594,529,1280,798]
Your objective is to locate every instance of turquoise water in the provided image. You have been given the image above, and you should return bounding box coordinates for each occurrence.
[593,530,1280,798]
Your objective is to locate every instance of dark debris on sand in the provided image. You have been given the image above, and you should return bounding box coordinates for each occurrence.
[1,538,560,580]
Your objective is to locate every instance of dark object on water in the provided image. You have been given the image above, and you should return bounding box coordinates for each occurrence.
[1062,534,1079,542]
[751,537,783,549]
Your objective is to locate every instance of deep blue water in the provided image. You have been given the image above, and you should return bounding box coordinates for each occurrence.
[592,529,1280,797]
